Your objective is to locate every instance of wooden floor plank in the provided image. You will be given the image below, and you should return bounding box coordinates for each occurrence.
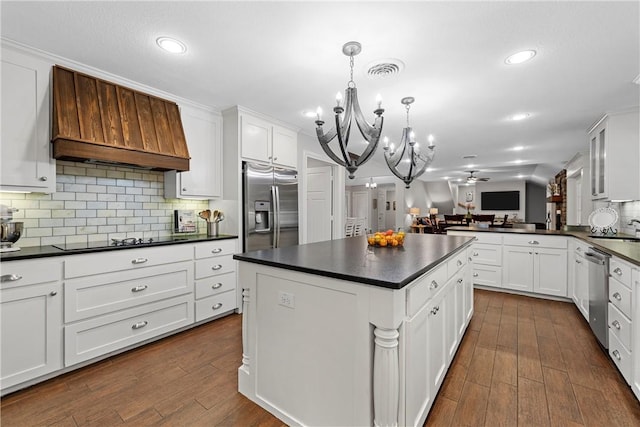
[466,346,496,387]
[517,343,544,382]
[484,381,517,427]
[538,335,567,372]
[542,367,584,425]
[492,345,518,387]
[518,377,551,427]
[425,396,457,427]
[450,381,490,426]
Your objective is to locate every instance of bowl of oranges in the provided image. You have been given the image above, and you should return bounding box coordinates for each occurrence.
[367,230,405,247]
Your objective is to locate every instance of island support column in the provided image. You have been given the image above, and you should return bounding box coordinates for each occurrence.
[373,326,400,427]
[238,287,251,386]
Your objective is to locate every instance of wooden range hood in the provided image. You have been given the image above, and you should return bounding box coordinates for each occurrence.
[52,65,190,171]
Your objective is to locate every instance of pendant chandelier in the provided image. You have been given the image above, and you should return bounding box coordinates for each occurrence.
[383,97,436,188]
[315,41,384,179]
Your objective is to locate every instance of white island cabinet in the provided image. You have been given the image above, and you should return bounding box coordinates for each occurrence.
[235,234,473,426]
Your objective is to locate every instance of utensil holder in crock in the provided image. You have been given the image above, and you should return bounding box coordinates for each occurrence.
[207,222,219,237]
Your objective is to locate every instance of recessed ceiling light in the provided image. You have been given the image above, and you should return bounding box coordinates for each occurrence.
[505,50,536,65]
[517,174,525,179]
[156,37,187,54]
[303,110,317,118]
[512,145,525,151]
[514,159,524,164]
[634,74,640,85]
[442,176,449,180]
[511,113,530,121]
[466,164,474,169]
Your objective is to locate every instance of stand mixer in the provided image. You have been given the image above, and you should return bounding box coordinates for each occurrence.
[1,204,23,253]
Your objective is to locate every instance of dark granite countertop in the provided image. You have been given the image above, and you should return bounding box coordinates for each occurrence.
[0,234,238,261]
[447,226,640,266]
[233,233,474,290]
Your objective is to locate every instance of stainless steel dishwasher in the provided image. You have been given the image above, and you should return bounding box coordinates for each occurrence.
[584,247,611,349]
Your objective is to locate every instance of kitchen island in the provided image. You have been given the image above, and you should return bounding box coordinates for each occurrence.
[233,233,474,427]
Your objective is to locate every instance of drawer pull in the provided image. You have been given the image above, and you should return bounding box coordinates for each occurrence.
[611,320,621,330]
[212,302,223,310]
[211,248,223,254]
[131,285,148,293]
[132,258,148,264]
[212,264,223,271]
[212,283,223,290]
[473,252,479,257]
[473,273,479,277]
[576,247,582,252]
[457,278,463,284]
[612,350,621,361]
[49,291,57,296]
[468,257,472,262]
[457,260,462,267]
[1,274,23,283]
[528,240,539,245]
[613,292,622,301]
[575,259,582,264]
[613,267,623,276]
[132,321,148,330]
[429,280,439,290]
[431,306,440,315]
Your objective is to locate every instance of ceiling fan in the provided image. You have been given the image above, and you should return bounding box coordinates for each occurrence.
[465,170,490,183]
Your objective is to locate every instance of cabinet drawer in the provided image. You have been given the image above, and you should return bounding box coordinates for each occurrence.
[447,250,467,277]
[195,255,235,279]
[609,278,632,319]
[1,259,62,288]
[65,295,193,367]
[64,261,194,322]
[195,271,236,300]
[195,239,238,259]
[610,258,632,289]
[608,303,631,350]
[407,264,448,317]
[502,234,567,249]
[195,290,237,322]
[472,265,502,288]
[608,331,631,385]
[64,245,193,278]
[471,243,502,266]
[475,233,503,245]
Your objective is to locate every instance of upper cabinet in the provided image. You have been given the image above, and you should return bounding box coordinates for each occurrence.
[237,109,298,169]
[589,108,639,201]
[1,47,56,193]
[165,105,223,199]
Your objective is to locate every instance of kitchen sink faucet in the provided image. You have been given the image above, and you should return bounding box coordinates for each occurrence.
[629,218,640,237]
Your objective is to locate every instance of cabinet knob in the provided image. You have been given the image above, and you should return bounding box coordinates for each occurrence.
[429,280,439,290]
[613,292,622,301]
[211,248,223,254]
[212,264,222,271]
[457,260,463,266]
[49,291,57,296]
[131,285,148,293]
[212,283,223,289]
[457,278,463,284]
[273,157,278,161]
[611,320,621,330]
[39,176,48,181]
[473,252,479,256]
[613,267,623,276]
[1,274,23,283]
[212,302,223,310]
[182,187,187,192]
[473,273,479,277]
[529,252,533,255]
[576,260,582,264]
[131,258,148,264]
[612,349,621,361]
[132,321,148,330]
[528,240,539,245]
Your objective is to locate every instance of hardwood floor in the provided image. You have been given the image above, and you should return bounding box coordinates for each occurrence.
[1,289,639,426]
[426,289,640,427]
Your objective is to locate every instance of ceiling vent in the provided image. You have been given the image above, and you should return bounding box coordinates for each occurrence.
[366,59,404,78]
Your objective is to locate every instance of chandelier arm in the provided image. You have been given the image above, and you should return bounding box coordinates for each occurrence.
[316,126,346,167]
[384,153,410,183]
[334,113,353,167]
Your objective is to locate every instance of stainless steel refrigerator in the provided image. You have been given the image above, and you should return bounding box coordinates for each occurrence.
[243,161,299,252]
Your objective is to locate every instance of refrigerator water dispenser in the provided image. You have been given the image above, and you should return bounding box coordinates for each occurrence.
[255,201,271,231]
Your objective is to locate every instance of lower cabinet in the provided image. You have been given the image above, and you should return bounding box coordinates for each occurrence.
[502,245,567,296]
[572,242,590,321]
[632,268,640,400]
[404,249,471,426]
[0,259,63,391]
[194,239,238,322]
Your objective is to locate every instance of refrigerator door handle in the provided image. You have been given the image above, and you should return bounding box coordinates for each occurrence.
[271,185,279,248]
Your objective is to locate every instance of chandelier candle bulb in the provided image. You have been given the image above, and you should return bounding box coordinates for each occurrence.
[376,94,383,109]
[316,107,323,121]
[336,92,343,107]
[428,134,435,147]
[383,136,389,148]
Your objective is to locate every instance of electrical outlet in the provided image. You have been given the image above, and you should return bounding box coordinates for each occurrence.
[278,291,295,309]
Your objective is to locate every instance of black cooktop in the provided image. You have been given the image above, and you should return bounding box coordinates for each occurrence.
[53,236,192,252]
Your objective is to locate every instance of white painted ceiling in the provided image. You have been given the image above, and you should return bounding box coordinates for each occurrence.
[2,1,639,186]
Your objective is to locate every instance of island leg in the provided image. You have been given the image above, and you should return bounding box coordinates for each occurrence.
[240,287,250,373]
[373,326,399,427]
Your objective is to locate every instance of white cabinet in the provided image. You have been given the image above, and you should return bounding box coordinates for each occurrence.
[607,256,634,384]
[589,108,640,201]
[631,268,639,400]
[1,44,56,193]
[571,240,590,321]
[1,259,63,391]
[502,235,568,297]
[448,230,503,289]
[194,239,238,322]
[165,105,223,199]
[234,108,298,169]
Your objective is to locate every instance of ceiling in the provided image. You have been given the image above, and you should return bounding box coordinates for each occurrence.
[2,1,638,187]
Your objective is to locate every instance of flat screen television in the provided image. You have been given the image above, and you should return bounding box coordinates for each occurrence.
[481,191,520,210]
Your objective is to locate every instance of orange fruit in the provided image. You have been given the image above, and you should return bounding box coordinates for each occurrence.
[379,239,387,247]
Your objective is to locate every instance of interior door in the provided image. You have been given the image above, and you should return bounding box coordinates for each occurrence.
[306,166,332,243]
[352,191,369,232]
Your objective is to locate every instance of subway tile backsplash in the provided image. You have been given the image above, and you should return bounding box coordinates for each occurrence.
[1,161,209,247]
[619,200,640,235]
